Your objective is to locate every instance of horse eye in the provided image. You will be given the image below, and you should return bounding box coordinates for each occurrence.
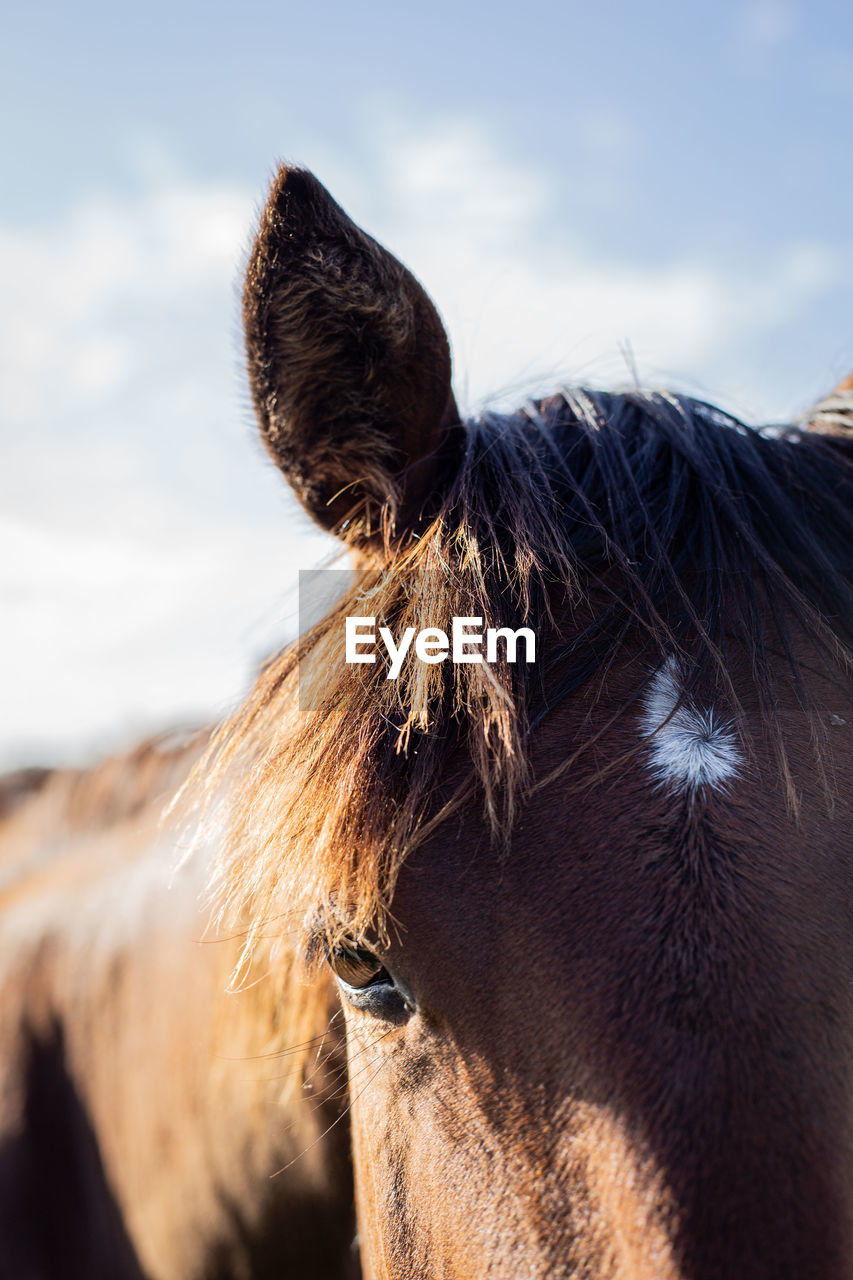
[327,943,390,991]
[325,941,413,1021]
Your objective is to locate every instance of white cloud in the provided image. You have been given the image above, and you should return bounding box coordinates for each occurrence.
[0,175,252,436]
[0,120,841,766]
[0,515,334,767]
[336,119,837,415]
[0,167,339,766]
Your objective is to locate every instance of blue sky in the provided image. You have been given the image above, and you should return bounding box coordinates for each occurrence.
[3,0,853,764]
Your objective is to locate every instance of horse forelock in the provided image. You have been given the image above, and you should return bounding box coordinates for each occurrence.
[181,387,853,984]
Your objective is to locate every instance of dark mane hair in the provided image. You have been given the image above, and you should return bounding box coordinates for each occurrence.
[182,388,853,974]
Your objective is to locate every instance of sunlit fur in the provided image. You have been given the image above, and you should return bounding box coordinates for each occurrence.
[180,385,853,1028]
[4,163,853,1278]
[242,166,457,539]
[0,735,355,1278]
[185,171,853,1275]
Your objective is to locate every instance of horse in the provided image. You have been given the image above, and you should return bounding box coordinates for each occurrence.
[0,731,357,1279]
[2,164,852,1280]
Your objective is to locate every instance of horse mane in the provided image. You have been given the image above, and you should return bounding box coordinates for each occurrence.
[182,388,853,975]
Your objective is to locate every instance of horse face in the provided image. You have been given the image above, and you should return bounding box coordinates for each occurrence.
[333,681,684,1279]
[243,167,853,1278]
[327,653,853,1280]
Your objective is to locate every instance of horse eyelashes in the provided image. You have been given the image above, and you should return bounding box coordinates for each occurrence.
[328,943,389,990]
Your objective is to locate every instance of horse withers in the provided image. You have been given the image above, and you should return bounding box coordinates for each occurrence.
[2,165,853,1280]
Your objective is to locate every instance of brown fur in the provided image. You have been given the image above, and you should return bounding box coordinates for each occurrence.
[225,170,853,1277]
[344,644,853,1278]
[807,374,853,439]
[0,735,356,1279]
[243,166,461,541]
[3,164,853,1279]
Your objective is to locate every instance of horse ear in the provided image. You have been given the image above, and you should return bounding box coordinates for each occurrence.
[805,373,853,439]
[242,165,461,543]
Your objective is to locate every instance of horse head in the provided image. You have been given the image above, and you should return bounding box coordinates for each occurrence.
[215,165,853,1279]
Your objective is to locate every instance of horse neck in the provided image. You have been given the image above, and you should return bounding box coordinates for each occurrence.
[0,770,354,1280]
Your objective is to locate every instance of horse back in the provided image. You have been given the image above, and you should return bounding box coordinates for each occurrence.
[0,732,356,1280]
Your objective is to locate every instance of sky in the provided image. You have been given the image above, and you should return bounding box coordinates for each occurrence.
[2,0,853,767]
